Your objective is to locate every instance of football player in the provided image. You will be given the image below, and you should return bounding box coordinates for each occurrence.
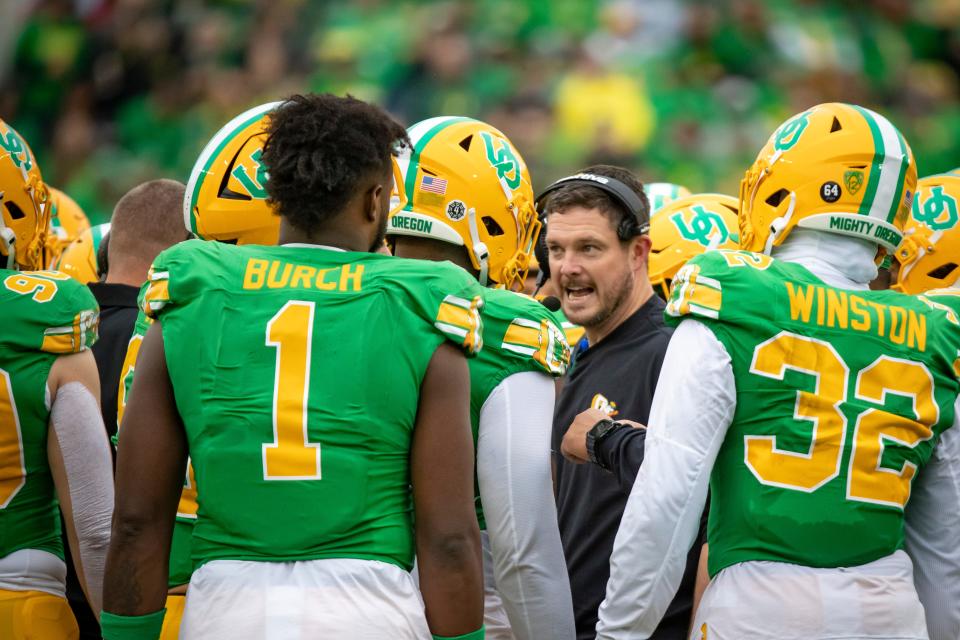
[56,223,111,284]
[102,94,486,640]
[387,116,575,640]
[44,187,91,269]
[114,101,281,640]
[0,119,114,638]
[890,172,960,295]
[596,103,960,640]
[645,182,691,215]
[647,193,740,299]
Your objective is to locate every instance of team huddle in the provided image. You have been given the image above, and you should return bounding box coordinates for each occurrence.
[0,93,958,640]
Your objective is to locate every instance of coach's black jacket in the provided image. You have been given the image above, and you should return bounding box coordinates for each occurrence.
[553,295,705,640]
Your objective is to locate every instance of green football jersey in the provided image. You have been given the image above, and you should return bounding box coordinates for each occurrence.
[665,249,960,575]
[469,288,570,528]
[117,307,196,587]
[0,269,99,560]
[143,240,484,570]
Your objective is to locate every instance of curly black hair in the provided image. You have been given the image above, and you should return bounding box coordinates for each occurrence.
[261,94,409,236]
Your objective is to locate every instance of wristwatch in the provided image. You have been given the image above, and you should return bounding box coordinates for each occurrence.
[586,418,623,470]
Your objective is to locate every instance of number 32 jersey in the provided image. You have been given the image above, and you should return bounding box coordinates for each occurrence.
[0,269,98,560]
[141,240,484,572]
[666,250,960,575]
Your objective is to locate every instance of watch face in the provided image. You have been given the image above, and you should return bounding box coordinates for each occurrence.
[590,419,616,440]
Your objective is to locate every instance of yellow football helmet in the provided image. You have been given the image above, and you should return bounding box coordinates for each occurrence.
[388,116,540,290]
[649,194,740,298]
[56,223,110,284]
[0,119,49,271]
[646,182,692,215]
[45,187,91,268]
[739,103,917,257]
[185,101,284,245]
[893,173,960,294]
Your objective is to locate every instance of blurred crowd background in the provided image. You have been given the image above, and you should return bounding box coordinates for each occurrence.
[2,0,960,224]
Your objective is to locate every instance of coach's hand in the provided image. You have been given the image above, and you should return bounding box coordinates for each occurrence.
[562,410,646,464]
[561,408,610,463]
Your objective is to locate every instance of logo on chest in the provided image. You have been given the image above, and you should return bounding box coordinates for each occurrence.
[590,393,618,417]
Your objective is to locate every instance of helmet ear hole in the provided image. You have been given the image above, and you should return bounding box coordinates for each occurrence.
[482,215,504,236]
[5,201,25,220]
[927,262,958,280]
[765,189,790,207]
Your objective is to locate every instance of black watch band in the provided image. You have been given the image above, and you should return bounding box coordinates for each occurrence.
[586,418,622,470]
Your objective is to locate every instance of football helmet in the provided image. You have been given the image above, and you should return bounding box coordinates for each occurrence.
[0,119,49,271]
[388,116,540,290]
[56,223,110,284]
[45,187,91,268]
[646,182,692,215]
[739,103,916,256]
[892,173,960,294]
[649,194,740,298]
[184,101,283,245]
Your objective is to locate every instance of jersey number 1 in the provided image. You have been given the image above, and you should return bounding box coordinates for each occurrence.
[263,301,322,480]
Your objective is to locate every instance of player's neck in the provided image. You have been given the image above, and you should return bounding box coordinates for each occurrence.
[392,236,480,280]
[278,221,373,253]
[772,230,878,289]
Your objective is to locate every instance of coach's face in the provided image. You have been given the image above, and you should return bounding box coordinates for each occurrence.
[546,206,649,334]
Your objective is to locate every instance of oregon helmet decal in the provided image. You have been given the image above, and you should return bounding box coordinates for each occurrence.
[739,103,916,256]
[0,119,49,270]
[389,117,540,290]
[649,193,740,298]
[893,173,960,294]
[184,101,283,245]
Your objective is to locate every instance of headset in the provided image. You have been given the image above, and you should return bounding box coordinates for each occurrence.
[533,172,650,290]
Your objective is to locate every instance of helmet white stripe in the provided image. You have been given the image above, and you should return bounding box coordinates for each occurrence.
[184,101,282,236]
[856,106,907,224]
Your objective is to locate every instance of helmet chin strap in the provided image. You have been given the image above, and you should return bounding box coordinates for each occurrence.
[763,192,797,255]
[0,226,17,270]
[466,206,490,286]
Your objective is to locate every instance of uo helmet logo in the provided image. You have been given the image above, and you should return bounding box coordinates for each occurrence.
[0,129,33,172]
[773,111,811,152]
[671,205,731,247]
[913,185,960,231]
[480,132,522,190]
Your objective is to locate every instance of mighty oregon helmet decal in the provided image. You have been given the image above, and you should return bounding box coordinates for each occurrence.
[184,101,281,235]
[850,105,910,225]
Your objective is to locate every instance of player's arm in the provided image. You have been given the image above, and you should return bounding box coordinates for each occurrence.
[904,396,960,640]
[596,319,735,640]
[102,321,187,638]
[478,371,575,640]
[412,342,484,638]
[46,349,114,617]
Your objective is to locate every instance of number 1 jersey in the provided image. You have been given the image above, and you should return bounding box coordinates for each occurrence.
[142,240,484,571]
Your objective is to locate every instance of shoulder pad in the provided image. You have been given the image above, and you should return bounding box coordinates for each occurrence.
[665,249,774,322]
[484,288,570,376]
[1,269,99,353]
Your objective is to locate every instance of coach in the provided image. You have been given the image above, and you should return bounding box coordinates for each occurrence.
[542,165,703,639]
